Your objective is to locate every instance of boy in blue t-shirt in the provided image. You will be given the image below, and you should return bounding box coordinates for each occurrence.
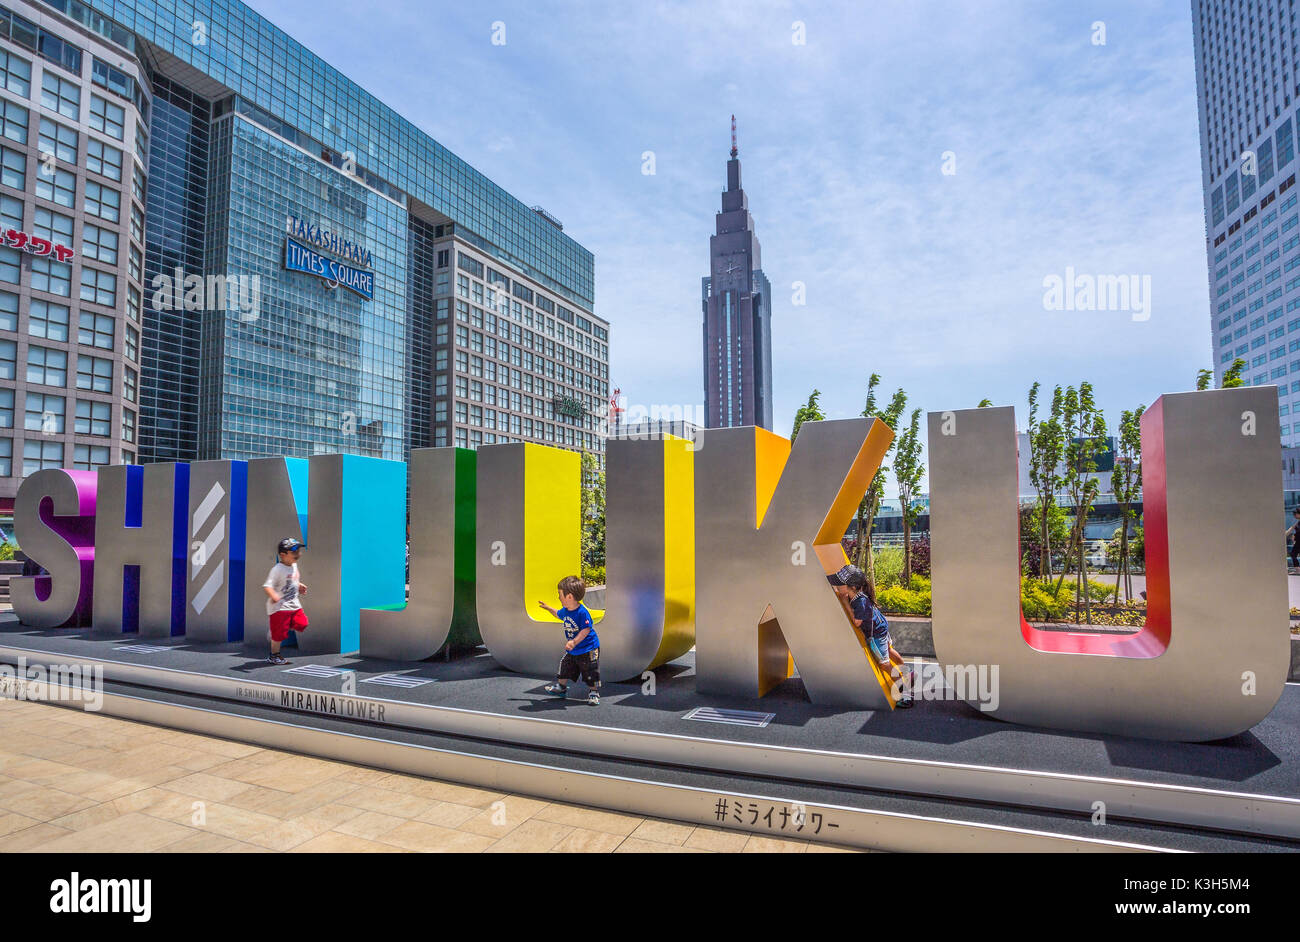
[537,575,602,704]
[828,564,914,708]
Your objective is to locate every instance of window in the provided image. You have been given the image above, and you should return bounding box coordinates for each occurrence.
[75,353,110,392]
[35,166,74,207]
[0,338,13,378]
[129,203,142,244]
[32,206,72,244]
[0,387,11,427]
[0,98,28,144]
[74,399,110,436]
[22,439,61,475]
[88,94,123,139]
[123,365,135,403]
[72,443,109,469]
[79,267,116,307]
[83,180,119,221]
[35,26,81,74]
[0,247,16,286]
[26,345,66,386]
[24,390,63,433]
[82,223,117,264]
[91,58,133,100]
[40,73,79,120]
[120,407,134,443]
[30,257,70,296]
[124,323,137,361]
[37,117,75,164]
[0,147,23,190]
[0,49,30,97]
[77,311,113,349]
[0,289,14,332]
[29,300,68,340]
[457,252,484,278]
[85,137,121,180]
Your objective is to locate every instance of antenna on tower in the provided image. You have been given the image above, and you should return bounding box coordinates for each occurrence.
[730,115,737,158]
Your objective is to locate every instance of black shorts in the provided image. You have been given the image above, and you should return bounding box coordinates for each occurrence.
[557,648,601,687]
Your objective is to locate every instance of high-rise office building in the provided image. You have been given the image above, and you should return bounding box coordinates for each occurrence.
[702,116,771,430]
[1192,0,1300,445]
[0,0,610,520]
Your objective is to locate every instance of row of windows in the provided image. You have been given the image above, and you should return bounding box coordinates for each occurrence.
[0,338,121,394]
[0,389,113,435]
[0,246,122,312]
[0,435,114,474]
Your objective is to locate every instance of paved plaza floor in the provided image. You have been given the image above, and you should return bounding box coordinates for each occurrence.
[0,698,860,854]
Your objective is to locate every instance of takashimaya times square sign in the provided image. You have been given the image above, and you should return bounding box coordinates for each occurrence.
[9,389,1288,743]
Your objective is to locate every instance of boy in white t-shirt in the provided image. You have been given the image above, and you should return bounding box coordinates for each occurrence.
[263,537,309,665]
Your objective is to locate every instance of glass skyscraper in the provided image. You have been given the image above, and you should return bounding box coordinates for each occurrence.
[1192,0,1300,446]
[0,0,609,515]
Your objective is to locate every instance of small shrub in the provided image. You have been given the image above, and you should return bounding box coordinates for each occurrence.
[872,546,904,587]
[581,564,605,587]
[1020,579,1069,621]
[0,541,14,562]
[908,538,931,578]
[876,584,931,616]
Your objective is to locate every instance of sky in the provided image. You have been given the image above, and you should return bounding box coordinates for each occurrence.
[245,0,1209,497]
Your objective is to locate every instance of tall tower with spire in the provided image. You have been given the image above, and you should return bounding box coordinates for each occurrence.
[702,116,773,430]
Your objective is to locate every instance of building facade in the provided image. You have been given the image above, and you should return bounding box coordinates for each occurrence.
[0,0,608,521]
[0,0,146,516]
[1192,0,1300,446]
[702,118,771,430]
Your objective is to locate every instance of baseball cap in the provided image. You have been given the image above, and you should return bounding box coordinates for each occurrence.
[826,564,861,586]
[277,537,305,554]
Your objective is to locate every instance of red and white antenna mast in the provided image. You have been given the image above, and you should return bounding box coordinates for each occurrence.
[730,114,737,158]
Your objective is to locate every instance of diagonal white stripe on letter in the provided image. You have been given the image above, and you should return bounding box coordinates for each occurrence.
[191,561,225,615]
[192,481,226,534]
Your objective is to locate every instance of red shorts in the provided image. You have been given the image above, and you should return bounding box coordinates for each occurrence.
[269,608,309,642]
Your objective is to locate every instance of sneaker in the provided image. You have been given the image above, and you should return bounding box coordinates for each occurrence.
[268,654,286,665]
[896,696,915,710]
[587,690,600,705]
[543,683,567,697]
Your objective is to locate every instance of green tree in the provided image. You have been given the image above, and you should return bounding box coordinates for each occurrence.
[852,375,907,595]
[579,450,605,583]
[893,407,925,583]
[1221,358,1246,388]
[1195,368,1213,391]
[1027,383,1066,582]
[1019,498,1070,575]
[790,389,825,443]
[977,398,993,407]
[1110,405,1144,603]
[1052,382,1107,623]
